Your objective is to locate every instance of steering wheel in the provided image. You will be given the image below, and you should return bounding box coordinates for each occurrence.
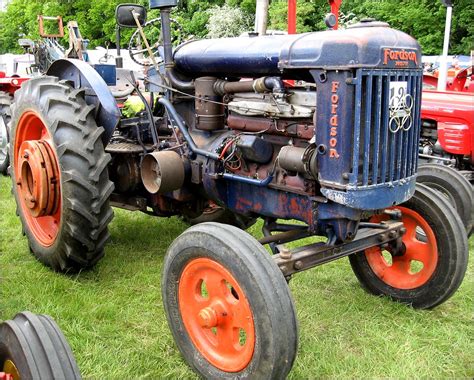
[128,17,184,67]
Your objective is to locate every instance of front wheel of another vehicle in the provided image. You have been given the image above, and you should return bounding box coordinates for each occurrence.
[349,183,468,310]
[0,311,81,379]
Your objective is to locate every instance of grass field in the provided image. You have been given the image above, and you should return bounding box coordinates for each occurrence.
[1,175,473,379]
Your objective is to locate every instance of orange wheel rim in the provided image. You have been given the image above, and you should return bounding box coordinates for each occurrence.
[14,110,61,247]
[178,258,255,372]
[365,207,438,289]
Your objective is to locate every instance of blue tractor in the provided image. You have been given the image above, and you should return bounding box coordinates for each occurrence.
[7,1,468,377]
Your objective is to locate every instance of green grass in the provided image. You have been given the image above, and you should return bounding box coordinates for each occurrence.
[1,176,473,379]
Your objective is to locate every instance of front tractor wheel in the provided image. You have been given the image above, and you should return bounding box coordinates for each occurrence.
[349,183,468,309]
[162,223,298,379]
[9,76,114,271]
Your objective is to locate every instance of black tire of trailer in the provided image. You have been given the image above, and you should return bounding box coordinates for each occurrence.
[9,76,114,272]
[162,222,298,379]
[349,183,468,310]
[417,163,473,236]
[0,311,81,379]
[0,91,12,175]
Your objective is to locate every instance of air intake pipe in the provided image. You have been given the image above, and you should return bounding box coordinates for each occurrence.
[213,76,284,95]
[160,7,195,90]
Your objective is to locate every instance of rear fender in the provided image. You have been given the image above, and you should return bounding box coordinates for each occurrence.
[47,59,121,143]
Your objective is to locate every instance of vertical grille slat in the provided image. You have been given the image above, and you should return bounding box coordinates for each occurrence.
[351,71,363,186]
[395,73,406,181]
[403,71,413,178]
[351,69,422,189]
[371,74,382,185]
[380,73,390,183]
[388,74,397,182]
[412,74,422,174]
[362,75,373,186]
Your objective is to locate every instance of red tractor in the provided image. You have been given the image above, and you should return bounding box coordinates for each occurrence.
[0,72,28,175]
[420,67,474,178]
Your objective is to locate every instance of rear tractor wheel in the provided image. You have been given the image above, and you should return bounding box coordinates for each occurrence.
[9,76,114,271]
[0,91,12,175]
[349,184,468,309]
[162,223,298,379]
[0,311,81,380]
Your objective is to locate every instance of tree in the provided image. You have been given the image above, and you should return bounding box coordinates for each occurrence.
[0,0,472,55]
[207,4,253,38]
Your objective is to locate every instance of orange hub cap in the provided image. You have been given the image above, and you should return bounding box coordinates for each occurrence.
[14,110,61,247]
[178,258,255,372]
[1,359,19,380]
[365,207,438,289]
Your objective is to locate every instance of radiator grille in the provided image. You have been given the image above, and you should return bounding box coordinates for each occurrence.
[350,69,422,188]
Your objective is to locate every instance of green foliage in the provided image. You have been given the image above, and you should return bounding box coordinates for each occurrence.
[268,0,327,33]
[207,4,253,38]
[0,0,472,55]
[340,0,474,55]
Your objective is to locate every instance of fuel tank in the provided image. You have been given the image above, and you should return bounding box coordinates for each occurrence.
[173,21,421,78]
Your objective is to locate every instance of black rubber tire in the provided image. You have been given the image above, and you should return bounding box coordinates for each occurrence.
[0,91,12,175]
[162,222,298,379]
[0,311,81,379]
[417,163,473,235]
[10,76,114,272]
[349,183,468,310]
[185,205,257,230]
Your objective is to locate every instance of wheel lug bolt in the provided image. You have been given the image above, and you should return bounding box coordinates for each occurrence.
[198,306,218,328]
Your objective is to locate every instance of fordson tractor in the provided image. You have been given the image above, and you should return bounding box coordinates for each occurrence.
[7,1,468,378]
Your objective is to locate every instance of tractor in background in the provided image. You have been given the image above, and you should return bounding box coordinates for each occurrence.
[0,73,28,174]
[418,75,474,235]
[6,0,469,378]
[0,10,150,176]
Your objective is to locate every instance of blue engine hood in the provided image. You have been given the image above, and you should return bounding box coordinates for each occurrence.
[173,23,421,78]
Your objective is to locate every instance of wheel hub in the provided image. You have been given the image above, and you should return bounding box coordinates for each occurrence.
[1,359,19,380]
[198,305,219,328]
[365,207,438,289]
[178,258,255,372]
[17,139,60,218]
[13,110,62,247]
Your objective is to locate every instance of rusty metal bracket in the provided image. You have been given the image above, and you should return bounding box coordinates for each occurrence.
[38,15,64,38]
[274,220,404,276]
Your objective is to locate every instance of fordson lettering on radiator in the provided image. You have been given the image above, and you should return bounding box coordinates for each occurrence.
[329,81,340,158]
[383,48,418,67]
